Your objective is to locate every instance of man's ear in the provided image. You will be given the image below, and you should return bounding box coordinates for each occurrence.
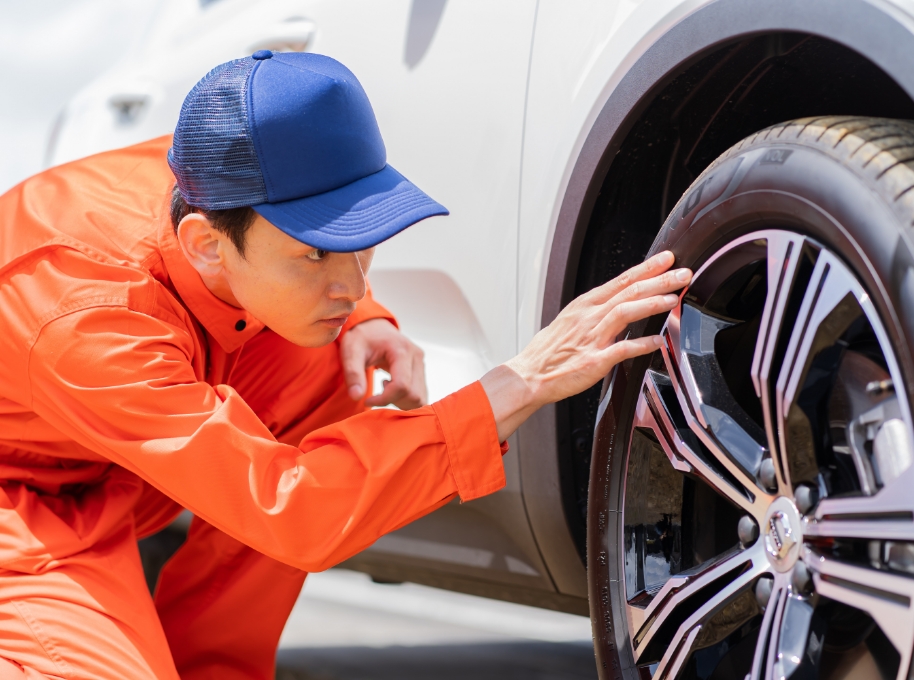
[177,213,226,278]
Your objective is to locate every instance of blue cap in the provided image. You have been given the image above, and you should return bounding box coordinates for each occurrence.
[168,51,448,252]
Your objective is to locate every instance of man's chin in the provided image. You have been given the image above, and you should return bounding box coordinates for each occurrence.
[280,325,342,348]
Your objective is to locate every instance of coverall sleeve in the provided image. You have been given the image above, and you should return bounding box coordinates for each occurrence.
[26,305,505,572]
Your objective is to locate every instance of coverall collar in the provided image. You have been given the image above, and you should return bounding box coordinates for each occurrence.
[158,217,264,353]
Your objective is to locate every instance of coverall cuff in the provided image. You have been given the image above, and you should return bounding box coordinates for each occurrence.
[432,381,507,502]
[341,289,398,335]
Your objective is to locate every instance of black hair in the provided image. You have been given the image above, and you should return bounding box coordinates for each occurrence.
[170,184,257,256]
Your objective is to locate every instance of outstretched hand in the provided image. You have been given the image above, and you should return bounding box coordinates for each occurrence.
[481,251,691,441]
[340,318,427,410]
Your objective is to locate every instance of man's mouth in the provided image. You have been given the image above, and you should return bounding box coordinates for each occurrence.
[318,314,350,328]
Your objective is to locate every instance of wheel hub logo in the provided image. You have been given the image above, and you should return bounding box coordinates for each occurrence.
[766,511,796,560]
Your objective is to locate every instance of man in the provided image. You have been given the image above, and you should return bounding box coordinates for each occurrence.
[0,51,689,679]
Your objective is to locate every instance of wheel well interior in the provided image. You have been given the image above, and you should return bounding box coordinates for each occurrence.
[559,31,914,561]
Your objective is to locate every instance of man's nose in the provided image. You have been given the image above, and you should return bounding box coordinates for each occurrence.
[328,251,368,302]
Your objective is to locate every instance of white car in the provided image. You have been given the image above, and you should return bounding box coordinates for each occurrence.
[49,1,914,677]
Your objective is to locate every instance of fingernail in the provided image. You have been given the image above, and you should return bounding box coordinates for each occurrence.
[664,294,679,305]
[653,336,663,347]
[349,385,365,399]
[675,269,691,282]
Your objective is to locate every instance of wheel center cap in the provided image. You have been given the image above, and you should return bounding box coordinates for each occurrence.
[764,497,803,571]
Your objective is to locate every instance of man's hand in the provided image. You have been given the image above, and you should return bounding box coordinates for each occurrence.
[481,251,691,441]
[340,318,427,410]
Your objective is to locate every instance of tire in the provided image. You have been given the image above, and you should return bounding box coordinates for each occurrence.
[588,116,914,680]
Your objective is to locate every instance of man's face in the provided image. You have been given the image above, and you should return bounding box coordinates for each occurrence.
[179,213,375,347]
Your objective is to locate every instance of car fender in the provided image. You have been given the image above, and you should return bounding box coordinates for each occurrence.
[519,0,914,597]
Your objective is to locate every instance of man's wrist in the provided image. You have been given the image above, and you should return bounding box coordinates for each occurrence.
[479,363,542,442]
[502,357,543,412]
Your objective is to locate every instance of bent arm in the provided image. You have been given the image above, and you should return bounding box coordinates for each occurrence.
[27,306,504,571]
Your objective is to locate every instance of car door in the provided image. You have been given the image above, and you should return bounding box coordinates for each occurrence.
[300,0,555,600]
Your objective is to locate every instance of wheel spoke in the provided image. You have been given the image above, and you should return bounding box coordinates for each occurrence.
[648,555,767,678]
[807,549,914,678]
[749,232,810,494]
[770,594,823,680]
[653,625,702,679]
[659,328,769,519]
[634,372,692,474]
[806,464,914,542]
[665,300,768,476]
[638,369,758,516]
[747,574,789,680]
[775,250,873,491]
[633,543,767,664]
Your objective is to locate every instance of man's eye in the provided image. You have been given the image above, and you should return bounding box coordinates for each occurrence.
[306,248,329,261]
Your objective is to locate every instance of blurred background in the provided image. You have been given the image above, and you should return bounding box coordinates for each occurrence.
[0,0,160,192]
[0,1,597,678]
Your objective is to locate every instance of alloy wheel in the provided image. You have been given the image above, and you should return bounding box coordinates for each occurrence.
[622,230,914,679]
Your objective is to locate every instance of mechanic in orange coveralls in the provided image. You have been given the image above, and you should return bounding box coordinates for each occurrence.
[0,51,691,680]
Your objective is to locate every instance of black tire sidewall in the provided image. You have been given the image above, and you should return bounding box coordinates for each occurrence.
[588,138,914,678]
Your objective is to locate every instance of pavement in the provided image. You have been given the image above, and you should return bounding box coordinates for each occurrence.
[275,569,599,680]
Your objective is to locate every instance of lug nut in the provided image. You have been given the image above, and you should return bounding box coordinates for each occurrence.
[792,562,812,594]
[759,458,777,491]
[866,378,894,396]
[795,484,819,515]
[755,576,773,610]
[738,515,759,546]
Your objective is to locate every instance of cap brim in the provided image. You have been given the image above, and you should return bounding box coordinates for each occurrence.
[252,165,448,252]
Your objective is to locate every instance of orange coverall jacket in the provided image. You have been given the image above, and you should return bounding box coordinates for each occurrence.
[0,136,506,680]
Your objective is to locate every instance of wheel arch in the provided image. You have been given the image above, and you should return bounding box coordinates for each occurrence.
[523,0,914,594]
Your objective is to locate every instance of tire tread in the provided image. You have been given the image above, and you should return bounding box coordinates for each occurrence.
[749,117,914,227]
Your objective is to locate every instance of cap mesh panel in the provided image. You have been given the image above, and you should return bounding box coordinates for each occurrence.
[168,57,268,210]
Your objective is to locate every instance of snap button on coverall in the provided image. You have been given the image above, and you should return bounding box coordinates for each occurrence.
[0,136,506,679]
